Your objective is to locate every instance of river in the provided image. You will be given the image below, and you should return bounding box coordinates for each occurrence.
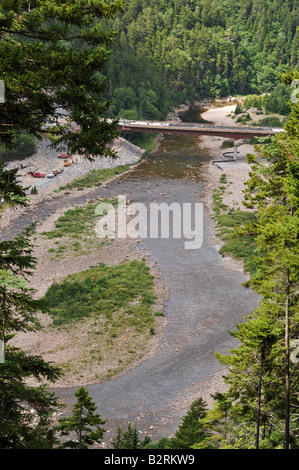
[55,122,259,444]
[1,109,261,445]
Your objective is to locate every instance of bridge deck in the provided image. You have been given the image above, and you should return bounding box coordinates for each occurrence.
[117,120,282,140]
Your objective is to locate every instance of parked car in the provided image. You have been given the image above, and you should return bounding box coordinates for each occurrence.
[47,172,55,178]
[58,153,72,159]
[31,172,45,178]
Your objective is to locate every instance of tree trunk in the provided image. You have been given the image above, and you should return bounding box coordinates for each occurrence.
[284,267,290,449]
[256,347,265,449]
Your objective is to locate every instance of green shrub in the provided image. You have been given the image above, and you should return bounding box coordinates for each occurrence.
[254,116,284,127]
[236,113,252,124]
[58,165,132,191]
[234,103,244,115]
[42,260,157,326]
[265,83,291,116]
[244,94,268,110]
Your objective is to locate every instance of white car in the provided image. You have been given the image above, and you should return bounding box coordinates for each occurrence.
[47,172,55,178]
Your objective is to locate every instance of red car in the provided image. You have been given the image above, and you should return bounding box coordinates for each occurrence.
[31,172,45,178]
[58,153,72,159]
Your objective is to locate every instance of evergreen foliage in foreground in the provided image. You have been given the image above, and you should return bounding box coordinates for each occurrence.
[54,387,106,449]
[170,398,208,449]
[0,224,61,448]
[213,75,299,449]
[0,0,125,157]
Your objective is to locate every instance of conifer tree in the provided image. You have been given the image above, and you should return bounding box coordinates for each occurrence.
[0,226,61,448]
[215,78,299,449]
[0,0,125,158]
[170,397,208,449]
[112,423,141,449]
[55,387,106,449]
[0,161,28,207]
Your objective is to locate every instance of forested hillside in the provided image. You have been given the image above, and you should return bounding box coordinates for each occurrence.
[103,0,299,119]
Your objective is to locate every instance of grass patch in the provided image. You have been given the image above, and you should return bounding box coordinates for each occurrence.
[39,260,165,384]
[41,198,117,256]
[253,116,286,127]
[219,174,227,184]
[41,260,157,327]
[212,176,257,275]
[58,164,132,191]
[219,235,257,275]
[217,209,256,228]
[154,312,165,317]
[42,203,98,240]
[212,183,228,216]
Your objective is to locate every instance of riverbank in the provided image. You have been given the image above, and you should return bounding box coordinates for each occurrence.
[6,135,172,389]
[199,105,257,274]
[0,137,144,229]
[11,235,169,388]
[1,102,265,444]
[53,124,261,444]
[167,97,239,122]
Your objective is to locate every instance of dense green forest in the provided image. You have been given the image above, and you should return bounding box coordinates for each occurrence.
[103,0,299,120]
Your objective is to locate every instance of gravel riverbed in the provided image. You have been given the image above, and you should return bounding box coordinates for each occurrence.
[1,106,263,444]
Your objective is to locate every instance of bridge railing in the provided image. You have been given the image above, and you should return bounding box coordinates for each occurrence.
[118,119,283,134]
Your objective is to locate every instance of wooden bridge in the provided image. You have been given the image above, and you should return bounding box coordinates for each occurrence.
[117,119,283,140]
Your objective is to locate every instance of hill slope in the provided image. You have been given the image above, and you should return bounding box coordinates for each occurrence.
[104,0,299,119]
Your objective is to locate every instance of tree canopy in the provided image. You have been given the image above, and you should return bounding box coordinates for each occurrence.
[102,0,299,120]
[0,0,125,158]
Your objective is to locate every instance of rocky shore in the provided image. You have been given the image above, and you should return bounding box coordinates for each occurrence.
[3,133,171,389]
[200,104,256,212]
[198,105,259,274]
[6,136,144,191]
[1,137,144,229]
[2,104,258,387]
